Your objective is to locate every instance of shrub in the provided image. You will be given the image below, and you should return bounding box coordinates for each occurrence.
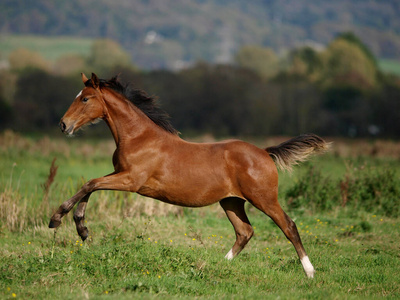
[285,166,339,212]
[285,164,400,217]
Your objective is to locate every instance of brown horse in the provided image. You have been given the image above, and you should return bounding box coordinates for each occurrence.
[50,73,330,278]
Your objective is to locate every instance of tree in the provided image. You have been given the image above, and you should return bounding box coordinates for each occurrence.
[86,39,133,74]
[12,70,79,131]
[316,35,379,136]
[336,32,377,67]
[320,38,377,89]
[370,80,400,137]
[288,47,323,81]
[8,48,50,72]
[0,94,12,129]
[234,46,279,79]
[270,73,324,135]
[53,54,86,76]
[157,62,269,136]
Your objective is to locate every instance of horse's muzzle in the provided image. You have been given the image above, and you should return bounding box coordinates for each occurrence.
[59,121,67,133]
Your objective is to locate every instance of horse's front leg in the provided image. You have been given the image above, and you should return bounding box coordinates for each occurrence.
[49,172,134,239]
[73,192,92,241]
[49,186,90,229]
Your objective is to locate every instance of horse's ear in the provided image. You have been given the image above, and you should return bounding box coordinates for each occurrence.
[81,73,89,84]
[91,73,100,89]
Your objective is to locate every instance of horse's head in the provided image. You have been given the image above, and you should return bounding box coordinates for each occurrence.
[60,73,105,135]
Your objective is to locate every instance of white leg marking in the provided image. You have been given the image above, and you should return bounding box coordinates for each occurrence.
[75,90,83,99]
[300,256,315,278]
[225,249,234,260]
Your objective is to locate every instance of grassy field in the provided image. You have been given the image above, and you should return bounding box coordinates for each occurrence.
[378,59,400,76]
[2,34,400,77]
[1,131,400,299]
[0,35,93,61]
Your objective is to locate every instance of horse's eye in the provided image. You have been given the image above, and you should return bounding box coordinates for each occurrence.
[82,97,89,103]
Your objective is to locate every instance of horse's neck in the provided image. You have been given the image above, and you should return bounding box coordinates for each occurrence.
[102,90,158,145]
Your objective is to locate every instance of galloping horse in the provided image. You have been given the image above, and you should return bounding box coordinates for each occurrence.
[49,73,329,278]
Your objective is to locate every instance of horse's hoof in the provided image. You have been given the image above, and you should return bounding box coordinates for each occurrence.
[79,227,89,241]
[49,219,61,228]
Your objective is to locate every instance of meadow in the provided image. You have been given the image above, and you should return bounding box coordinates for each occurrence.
[1,130,400,299]
[2,35,400,76]
[0,35,93,62]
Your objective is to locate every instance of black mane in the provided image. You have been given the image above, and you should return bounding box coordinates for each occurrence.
[88,75,178,135]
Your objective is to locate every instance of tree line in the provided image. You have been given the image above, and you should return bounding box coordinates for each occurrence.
[2,0,400,69]
[1,33,399,138]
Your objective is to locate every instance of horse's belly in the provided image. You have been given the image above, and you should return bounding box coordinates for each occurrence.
[137,175,236,207]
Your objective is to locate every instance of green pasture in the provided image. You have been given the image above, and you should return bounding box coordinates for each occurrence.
[2,34,400,76]
[0,35,93,61]
[378,59,400,76]
[1,132,400,299]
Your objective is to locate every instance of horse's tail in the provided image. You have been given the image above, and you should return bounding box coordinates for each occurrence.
[266,134,330,172]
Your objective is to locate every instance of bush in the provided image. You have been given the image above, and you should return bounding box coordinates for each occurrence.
[286,166,338,212]
[285,164,400,217]
[346,168,400,217]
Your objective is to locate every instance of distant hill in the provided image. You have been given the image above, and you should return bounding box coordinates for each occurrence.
[1,0,400,69]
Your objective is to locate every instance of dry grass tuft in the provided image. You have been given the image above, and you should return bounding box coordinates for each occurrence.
[41,157,58,217]
[0,178,28,232]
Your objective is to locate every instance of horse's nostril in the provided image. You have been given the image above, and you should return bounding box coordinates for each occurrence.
[59,121,66,132]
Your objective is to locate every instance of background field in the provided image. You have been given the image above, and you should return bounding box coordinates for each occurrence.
[2,34,400,75]
[1,131,399,299]
[0,35,93,62]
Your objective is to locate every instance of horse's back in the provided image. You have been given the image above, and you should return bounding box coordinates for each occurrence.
[221,139,278,181]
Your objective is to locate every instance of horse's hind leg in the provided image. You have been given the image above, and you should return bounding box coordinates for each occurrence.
[249,196,315,278]
[272,208,315,278]
[220,197,254,259]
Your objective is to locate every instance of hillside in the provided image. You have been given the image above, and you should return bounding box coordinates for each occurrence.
[1,0,400,69]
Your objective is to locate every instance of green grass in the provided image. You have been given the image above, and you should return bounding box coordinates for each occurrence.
[1,131,400,299]
[0,34,93,61]
[379,59,400,76]
[1,211,399,299]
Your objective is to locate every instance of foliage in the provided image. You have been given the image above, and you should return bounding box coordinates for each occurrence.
[369,81,400,136]
[288,47,323,80]
[336,32,378,67]
[235,45,279,79]
[1,32,400,138]
[12,70,79,131]
[320,39,378,88]
[86,39,133,74]
[8,48,50,72]
[285,163,400,218]
[53,54,86,76]
[4,58,400,137]
[0,94,12,129]
[163,63,270,136]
